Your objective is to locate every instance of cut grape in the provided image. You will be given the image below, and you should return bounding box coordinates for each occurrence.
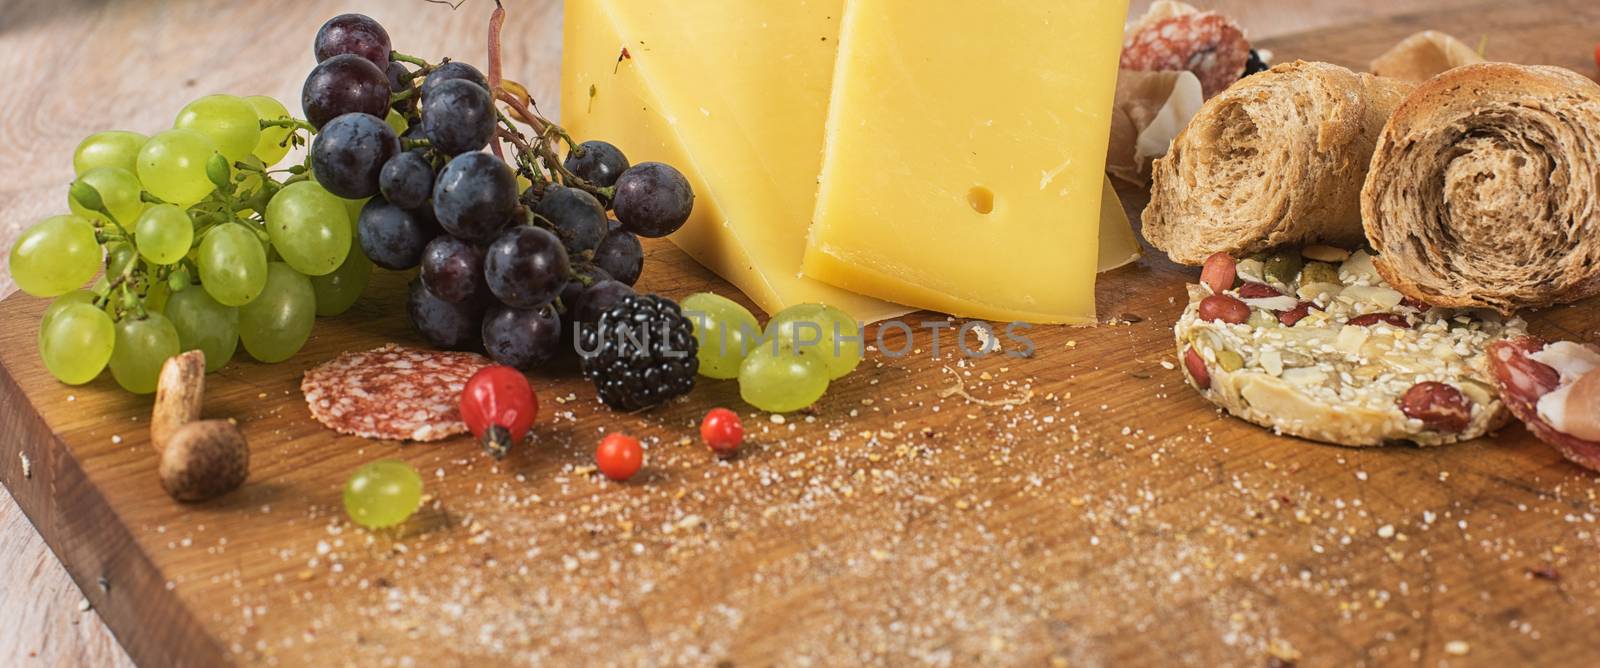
[310,112,399,199]
[310,233,372,317]
[484,225,570,309]
[237,262,316,363]
[39,303,115,385]
[245,95,294,166]
[420,79,494,156]
[266,181,352,276]
[109,312,181,395]
[482,304,563,370]
[174,94,263,163]
[563,140,630,188]
[133,205,194,266]
[10,215,100,297]
[534,186,608,257]
[738,345,829,413]
[358,197,438,270]
[137,129,221,205]
[378,150,433,209]
[343,460,423,529]
[765,303,864,380]
[681,292,761,380]
[73,131,147,176]
[301,54,391,129]
[593,219,643,286]
[198,224,269,306]
[613,162,694,238]
[432,151,517,243]
[314,13,391,67]
[163,287,239,373]
[407,277,484,350]
[419,235,487,304]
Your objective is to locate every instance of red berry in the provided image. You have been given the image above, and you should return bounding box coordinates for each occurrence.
[700,408,744,457]
[595,433,643,481]
[460,365,537,459]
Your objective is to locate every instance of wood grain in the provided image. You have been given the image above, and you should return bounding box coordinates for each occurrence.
[3,1,1600,666]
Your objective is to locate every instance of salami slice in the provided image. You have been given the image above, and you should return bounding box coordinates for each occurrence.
[1121,13,1252,99]
[1488,337,1600,472]
[302,344,490,442]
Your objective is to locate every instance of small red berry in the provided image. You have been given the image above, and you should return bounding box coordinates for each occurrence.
[595,433,643,482]
[700,408,744,457]
[460,366,537,459]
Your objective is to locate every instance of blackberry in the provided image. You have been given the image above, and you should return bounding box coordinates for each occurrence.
[1242,49,1269,78]
[578,294,698,410]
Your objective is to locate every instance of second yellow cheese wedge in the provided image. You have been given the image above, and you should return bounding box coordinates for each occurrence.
[804,0,1131,324]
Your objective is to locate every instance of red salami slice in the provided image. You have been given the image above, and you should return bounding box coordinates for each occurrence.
[1488,337,1600,472]
[1121,13,1252,99]
[302,344,490,442]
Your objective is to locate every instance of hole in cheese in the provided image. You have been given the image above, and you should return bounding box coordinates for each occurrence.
[967,186,995,214]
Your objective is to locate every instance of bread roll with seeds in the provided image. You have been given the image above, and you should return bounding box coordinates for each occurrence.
[1144,61,1414,265]
[1361,63,1600,314]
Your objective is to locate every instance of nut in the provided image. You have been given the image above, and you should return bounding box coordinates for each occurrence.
[1301,245,1352,263]
[1200,252,1237,294]
[1399,382,1472,432]
[1198,295,1250,324]
[151,350,205,452]
[160,420,250,502]
[1183,347,1211,390]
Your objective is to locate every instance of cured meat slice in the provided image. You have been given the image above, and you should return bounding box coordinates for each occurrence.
[1488,337,1600,472]
[302,344,490,442]
[1121,11,1252,98]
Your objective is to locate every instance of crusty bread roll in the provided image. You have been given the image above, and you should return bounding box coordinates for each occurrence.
[1362,63,1600,314]
[1144,61,1414,265]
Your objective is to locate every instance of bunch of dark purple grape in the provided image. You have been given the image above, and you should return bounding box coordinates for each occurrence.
[301,13,695,370]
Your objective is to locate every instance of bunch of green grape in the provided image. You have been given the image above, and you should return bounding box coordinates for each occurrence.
[681,293,864,413]
[10,93,374,394]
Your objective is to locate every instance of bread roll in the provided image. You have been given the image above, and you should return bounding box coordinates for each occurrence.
[1362,63,1600,313]
[1144,61,1414,265]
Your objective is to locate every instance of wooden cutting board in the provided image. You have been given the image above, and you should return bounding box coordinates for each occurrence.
[4,1,1600,665]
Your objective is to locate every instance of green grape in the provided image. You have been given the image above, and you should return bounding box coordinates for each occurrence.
[133,205,194,265]
[198,224,268,306]
[108,312,180,394]
[310,237,371,316]
[105,241,137,277]
[738,345,830,413]
[137,129,221,205]
[73,131,148,176]
[385,108,409,136]
[237,262,315,363]
[237,155,267,199]
[68,167,145,226]
[39,290,99,348]
[339,196,367,226]
[343,460,424,529]
[265,181,351,276]
[174,94,262,164]
[144,281,173,316]
[164,287,239,373]
[39,303,116,385]
[680,292,760,379]
[9,215,100,297]
[245,95,293,166]
[766,303,864,380]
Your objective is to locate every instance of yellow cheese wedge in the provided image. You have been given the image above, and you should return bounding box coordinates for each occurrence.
[1098,177,1142,273]
[804,0,1131,324]
[559,0,907,323]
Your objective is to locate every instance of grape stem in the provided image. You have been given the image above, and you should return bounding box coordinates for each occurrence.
[390,51,434,70]
[260,117,317,134]
[390,88,416,104]
[402,137,432,151]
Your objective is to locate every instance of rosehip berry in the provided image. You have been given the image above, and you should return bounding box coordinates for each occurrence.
[595,433,643,482]
[460,365,537,459]
[700,408,744,457]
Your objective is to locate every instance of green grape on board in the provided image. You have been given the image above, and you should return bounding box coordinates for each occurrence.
[681,292,760,380]
[133,205,195,265]
[237,262,316,363]
[9,215,100,297]
[39,302,116,385]
[738,345,830,413]
[343,460,424,529]
[265,181,351,276]
[164,286,239,373]
[137,129,221,205]
[108,312,180,394]
[197,224,268,307]
[174,94,263,164]
[765,303,864,380]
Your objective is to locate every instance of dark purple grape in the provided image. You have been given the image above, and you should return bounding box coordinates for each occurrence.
[432,152,517,243]
[301,54,391,129]
[482,304,562,370]
[310,113,399,199]
[593,219,643,286]
[484,226,570,309]
[558,265,610,314]
[421,79,494,156]
[386,61,418,116]
[574,279,635,325]
[612,162,694,238]
[534,186,608,258]
[420,61,490,98]
[358,197,439,270]
[314,14,391,67]
[420,236,487,303]
[563,140,630,188]
[407,278,483,351]
[379,151,433,209]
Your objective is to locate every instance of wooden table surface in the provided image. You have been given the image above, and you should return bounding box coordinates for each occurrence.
[2,1,1598,666]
